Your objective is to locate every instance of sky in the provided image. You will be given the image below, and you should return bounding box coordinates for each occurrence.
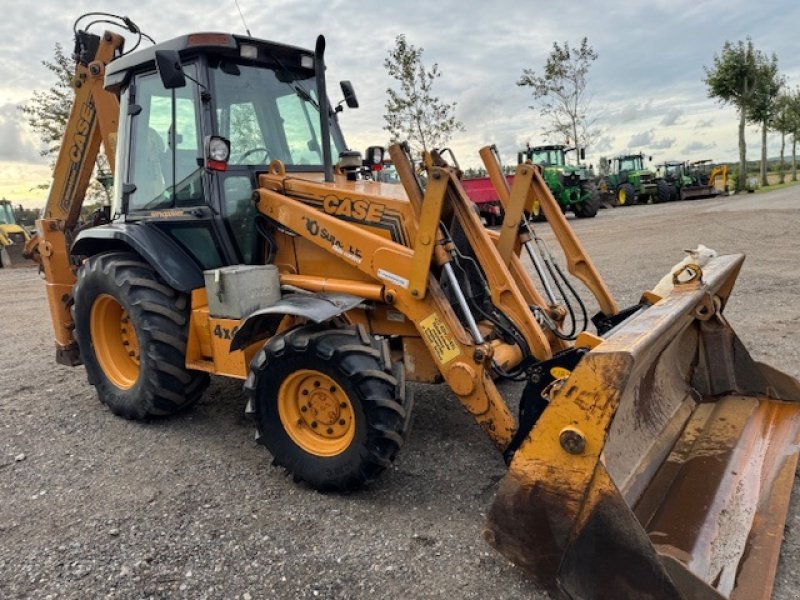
[1,0,798,206]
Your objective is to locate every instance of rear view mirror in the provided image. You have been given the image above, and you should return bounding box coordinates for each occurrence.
[340,80,359,109]
[155,50,186,89]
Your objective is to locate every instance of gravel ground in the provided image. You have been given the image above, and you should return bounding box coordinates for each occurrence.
[1,187,799,599]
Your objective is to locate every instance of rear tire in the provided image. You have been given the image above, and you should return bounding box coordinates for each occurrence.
[617,183,637,206]
[246,324,412,491]
[72,252,209,419]
[574,182,600,218]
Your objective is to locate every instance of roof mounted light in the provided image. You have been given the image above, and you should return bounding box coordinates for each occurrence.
[187,33,233,47]
[300,54,314,69]
[240,44,258,60]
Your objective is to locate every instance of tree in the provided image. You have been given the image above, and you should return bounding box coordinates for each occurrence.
[19,44,111,205]
[785,89,800,182]
[704,38,764,193]
[517,38,598,165]
[772,92,796,184]
[746,52,782,187]
[383,35,464,155]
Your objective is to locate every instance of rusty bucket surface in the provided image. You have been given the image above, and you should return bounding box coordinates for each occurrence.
[485,254,800,600]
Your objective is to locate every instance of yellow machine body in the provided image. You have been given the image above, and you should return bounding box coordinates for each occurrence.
[32,23,800,600]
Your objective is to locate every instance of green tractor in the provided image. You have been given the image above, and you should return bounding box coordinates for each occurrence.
[600,153,656,206]
[655,160,724,202]
[517,144,600,218]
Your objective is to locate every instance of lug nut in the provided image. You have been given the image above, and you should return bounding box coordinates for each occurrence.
[301,405,307,412]
[326,428,333,434]
[314,381,320,388]
[340,402,347,409]
[311,421,317,428]
[302,390,309,396]
[338,419,346,426]
[329,386,336,393]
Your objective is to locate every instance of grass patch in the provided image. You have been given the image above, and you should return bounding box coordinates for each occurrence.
[754,179,800,194]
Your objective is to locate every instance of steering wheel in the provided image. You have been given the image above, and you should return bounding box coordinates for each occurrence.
[234,147,270,164]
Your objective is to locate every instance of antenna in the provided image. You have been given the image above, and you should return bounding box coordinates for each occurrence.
[233,0,252,36]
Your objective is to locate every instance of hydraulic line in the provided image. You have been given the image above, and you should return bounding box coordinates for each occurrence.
[442,262,485,344]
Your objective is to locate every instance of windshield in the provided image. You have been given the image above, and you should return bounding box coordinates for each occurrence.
[530,149,565,167]
[0,203,14,225]
[619,156,643,171]
[211,60,344,167]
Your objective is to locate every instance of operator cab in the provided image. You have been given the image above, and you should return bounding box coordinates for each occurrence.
[104,33,351,268]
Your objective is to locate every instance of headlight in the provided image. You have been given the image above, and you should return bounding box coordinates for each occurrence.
[206,136,231,171]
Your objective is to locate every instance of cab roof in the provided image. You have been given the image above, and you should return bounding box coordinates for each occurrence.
[104,32,316,92]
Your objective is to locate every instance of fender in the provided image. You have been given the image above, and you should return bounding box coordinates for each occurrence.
[71,222,204,292]
[230,292,364,351]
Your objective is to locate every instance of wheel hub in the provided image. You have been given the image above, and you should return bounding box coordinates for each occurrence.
[278,369,355,455]
[90,294,140,389]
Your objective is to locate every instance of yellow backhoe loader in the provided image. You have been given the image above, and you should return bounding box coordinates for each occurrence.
[0,199,32,267]
[30,13,800,599]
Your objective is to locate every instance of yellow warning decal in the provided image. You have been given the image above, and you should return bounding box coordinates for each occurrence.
[550,367,571,380]
[419,313,461,365]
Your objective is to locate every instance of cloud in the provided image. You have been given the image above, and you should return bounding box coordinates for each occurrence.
[682,141,717,154]
[617,101,655,124]
[628,130,654,147]
[660,108,683,127]
[695,118,714,129]
[650,137,676,150]
[593,135,615,153]
[0,103,41,163]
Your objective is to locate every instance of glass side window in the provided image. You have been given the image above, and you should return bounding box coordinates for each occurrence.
[128,68,203,211]
[222,175,259,264]
[0,203,13,225]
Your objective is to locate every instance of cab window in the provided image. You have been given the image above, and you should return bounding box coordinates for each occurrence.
[127,67,203,211]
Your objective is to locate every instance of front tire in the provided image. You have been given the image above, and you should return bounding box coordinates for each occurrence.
[246,325,412,491]
[72,252,209,419]
[574,182,600,218]
[617,183,637,206]
[656,179,673,203]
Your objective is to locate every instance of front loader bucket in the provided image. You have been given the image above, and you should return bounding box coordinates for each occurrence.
[682,185,718,200]
[485,254,800,599]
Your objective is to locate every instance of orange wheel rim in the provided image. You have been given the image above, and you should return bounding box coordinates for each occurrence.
[277,369,355,457]
[90,294,140,389]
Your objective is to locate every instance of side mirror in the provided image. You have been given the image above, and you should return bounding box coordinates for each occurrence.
[155,50,186,89]
[580,148,586,160]
[340,80,359,109]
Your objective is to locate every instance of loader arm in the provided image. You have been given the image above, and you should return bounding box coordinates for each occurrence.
[34,30,124,364]
[479,145,618,318]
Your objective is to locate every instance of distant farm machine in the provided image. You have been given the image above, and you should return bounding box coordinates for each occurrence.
[656,159,729,201]
[0,199,32,268]
[517,144,600,218]
[599,152,657,206]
